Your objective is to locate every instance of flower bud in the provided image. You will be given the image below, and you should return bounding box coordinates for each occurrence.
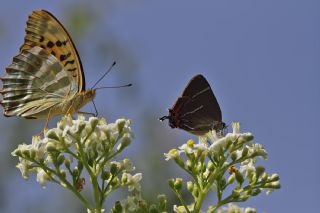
[157,194,167,211]
[229,143,235,152]
[110,163,119,175]
[168,179,175,189]
[227,174,235,185]
[174,178,183,191]
[193,185,199,197]
[121,173,128,184]
[46,143,57,152]
[64,159,71,168]
[12,149,22,157]
[73,168,79,177]
[57,155,65,166]
[230,151,237,161]
[208,161,215,171]
[242,147,248,157]
[111,177,119,187]
[232,189,241,198]
[235,172,244,185]
[187,181,193,192]
[196,163,202,173]
[266,181,281,189]
[101,170,110,180]
[77,161,84,172]
[243,134,254,142]
[116,119,126,133]
[261,172,268,181]
[117,136,131,151]
[89,117,99,130]
[250,174,257,185]
[255,166,265,178]
[113,201,123,213]
[59,169,66,178]
[46,130,60,141]
[252,188,261,196]
[270,174,280,182]
[30,150,36,159]
[244,208,256,213]
[240,195,249,201]
[220,178,226,188]
[186,160,193,171]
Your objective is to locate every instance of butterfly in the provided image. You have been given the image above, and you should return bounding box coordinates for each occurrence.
[159,74,225,136]
[0,10,96,120]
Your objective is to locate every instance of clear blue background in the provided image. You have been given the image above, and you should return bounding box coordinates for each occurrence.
[0,1,319,212]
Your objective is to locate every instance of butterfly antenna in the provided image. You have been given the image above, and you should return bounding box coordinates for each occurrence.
[92,61,116,89]
[92,100,98,117]
[96,83,132,90]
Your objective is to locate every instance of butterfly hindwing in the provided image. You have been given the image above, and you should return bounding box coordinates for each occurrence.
[1,46,77,118]
[20,10,85,91]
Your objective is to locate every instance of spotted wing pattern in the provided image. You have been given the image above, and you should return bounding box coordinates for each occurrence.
[20,10,85,90]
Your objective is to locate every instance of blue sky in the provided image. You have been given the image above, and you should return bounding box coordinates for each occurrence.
[0,1,319,212]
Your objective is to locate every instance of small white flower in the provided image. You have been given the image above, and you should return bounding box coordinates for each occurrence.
[209,137,229,154]
[179,142,195,154]
[194,142,209,151]
[121,158,134,172]
[87,209,105,213]
[121,195,139,211]
[217,203,244,213]
[36,168,50,188]
[31,136,47,160]
[164,149,181,161]
[232,122,240,134]
[249,144,267,159]
[206,130,221,142]
[123,173,142,192]
[16,159,31,179]
[173,204,194,213]
[240,158,256,173]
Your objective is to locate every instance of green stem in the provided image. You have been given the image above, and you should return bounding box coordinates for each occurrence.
[173,189,191,213]
[76,129,102,210]
[193,190,206,213]
[27,157,92,209]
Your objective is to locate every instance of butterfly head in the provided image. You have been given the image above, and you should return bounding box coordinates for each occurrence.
[83,89,96,100]
[72,89,96,112]
[159,108,179,129]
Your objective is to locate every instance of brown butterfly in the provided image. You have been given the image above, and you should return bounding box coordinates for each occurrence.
[160,74,225,136]
[1,10,96,120]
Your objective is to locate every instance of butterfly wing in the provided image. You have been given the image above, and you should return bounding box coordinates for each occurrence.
[20,10,85,91]
[170,75,223,135]
[1,10,84,119]
[1,46,78,118]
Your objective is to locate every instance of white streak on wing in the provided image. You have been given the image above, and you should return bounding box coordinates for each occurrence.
[182,123,195,130]
[180,105,204,118]
[191,87,210,99]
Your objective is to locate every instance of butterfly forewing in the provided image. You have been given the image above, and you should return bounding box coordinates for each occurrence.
[179,75,222,122]
[20,10,85,91]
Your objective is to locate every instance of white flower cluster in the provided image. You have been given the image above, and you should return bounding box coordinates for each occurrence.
[164,122,258,160]
[12,115,134,188]
[216,203,256,213]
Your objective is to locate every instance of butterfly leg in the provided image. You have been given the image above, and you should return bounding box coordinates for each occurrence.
[44,108,53,133]
[77,111,96,117]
